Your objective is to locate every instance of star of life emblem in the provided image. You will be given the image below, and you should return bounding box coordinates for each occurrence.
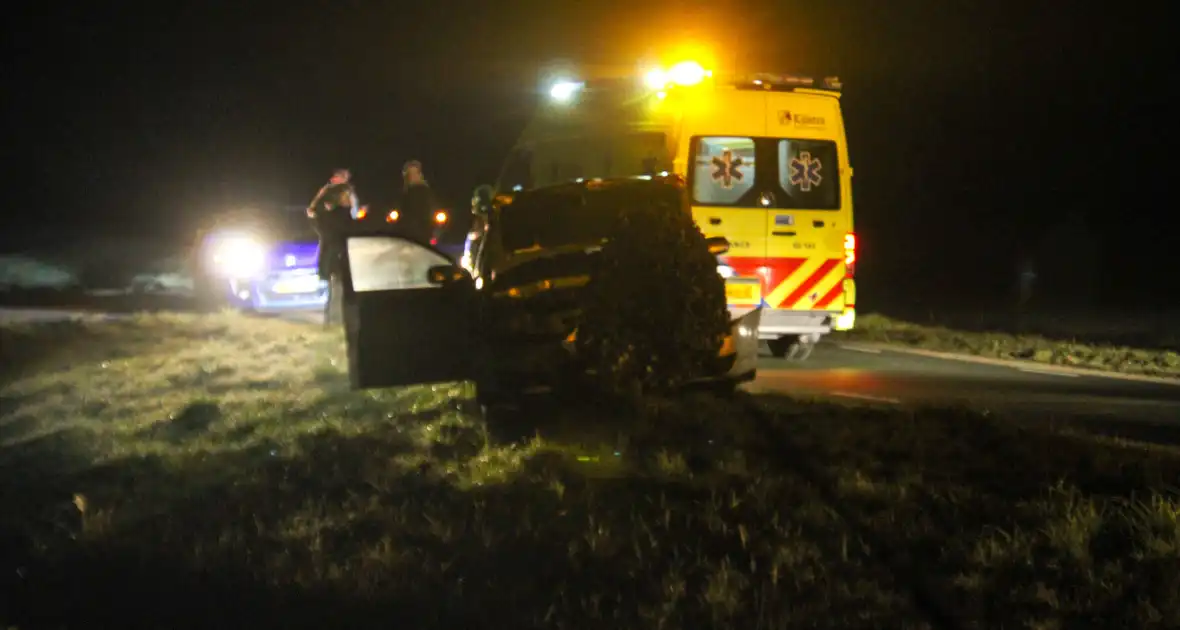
[789,151,823,192]
[710,149,745,189]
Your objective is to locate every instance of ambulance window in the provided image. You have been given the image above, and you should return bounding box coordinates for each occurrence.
[635,132,671,175]
[776,139,840,210]
[690,136,757,205]
[601,132,670,178]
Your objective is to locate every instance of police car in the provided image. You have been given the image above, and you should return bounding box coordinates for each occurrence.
[191,206,326,312]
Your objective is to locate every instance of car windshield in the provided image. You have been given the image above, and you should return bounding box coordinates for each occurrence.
[500,183,683,252]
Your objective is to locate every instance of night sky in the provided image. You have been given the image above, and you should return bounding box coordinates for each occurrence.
[4,2,1173,310]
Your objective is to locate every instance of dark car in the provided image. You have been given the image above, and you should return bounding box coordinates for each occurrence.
[331,176,761,405]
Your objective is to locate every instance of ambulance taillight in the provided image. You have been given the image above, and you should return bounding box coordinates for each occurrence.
[844,232,856,277]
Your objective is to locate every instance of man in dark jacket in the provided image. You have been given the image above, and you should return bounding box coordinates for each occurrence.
[307,168,359,278]
[397,160,439,244]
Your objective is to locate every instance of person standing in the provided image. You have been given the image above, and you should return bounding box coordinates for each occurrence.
[306,168,359,278]
[397,160,439,244]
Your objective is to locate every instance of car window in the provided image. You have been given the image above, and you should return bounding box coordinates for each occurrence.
[499,184,683,252]
[347,237,451,292]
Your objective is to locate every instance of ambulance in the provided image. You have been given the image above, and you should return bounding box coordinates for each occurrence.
[485,61,856,359]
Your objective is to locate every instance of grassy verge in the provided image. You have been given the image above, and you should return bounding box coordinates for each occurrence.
[756,396,1180,629]
[1,313,925,628]
[4,313,1178,628]
[836,313,1180,378]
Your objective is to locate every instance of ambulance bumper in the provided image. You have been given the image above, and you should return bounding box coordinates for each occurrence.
[727,306,836,339]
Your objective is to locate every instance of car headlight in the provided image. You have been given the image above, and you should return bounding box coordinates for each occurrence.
[717,264,736,278]
[209,235,266,277]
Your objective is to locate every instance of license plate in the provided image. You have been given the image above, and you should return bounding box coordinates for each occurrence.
[272,275,321,294]
[725,281,761,304]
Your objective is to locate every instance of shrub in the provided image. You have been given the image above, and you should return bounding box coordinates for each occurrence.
[576,183,730,396]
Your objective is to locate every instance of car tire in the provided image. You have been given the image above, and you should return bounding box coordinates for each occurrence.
[768,335,814,361]
[766,336,791,358]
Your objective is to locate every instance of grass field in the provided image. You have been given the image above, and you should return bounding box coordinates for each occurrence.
[838,313,1180,378]
[2,313,1178,628]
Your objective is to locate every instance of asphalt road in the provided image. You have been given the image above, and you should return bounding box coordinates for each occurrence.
[4,305,1179,438]
[752,341,1180,441]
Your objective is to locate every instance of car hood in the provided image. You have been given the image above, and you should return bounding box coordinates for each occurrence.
[482,246,602,343]
[488,245,601,299]
[267,240,319,270]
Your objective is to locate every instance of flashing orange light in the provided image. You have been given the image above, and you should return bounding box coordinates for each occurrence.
[844,232,857,275]
[643,60,711,89]
[434,210,448,224]
[386,209,399,223]
[667,61,709,86]
[356,206,368,220]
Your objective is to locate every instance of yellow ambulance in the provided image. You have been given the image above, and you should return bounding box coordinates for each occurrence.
[485,61,856,358]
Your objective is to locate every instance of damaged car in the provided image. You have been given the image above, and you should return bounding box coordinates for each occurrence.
[334,176,762,406]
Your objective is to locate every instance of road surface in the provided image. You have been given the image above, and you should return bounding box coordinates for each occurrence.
[751,341,1180,442]
[4,306,1179,436]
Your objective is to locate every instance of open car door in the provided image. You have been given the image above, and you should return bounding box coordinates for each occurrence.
[340,235,476,390]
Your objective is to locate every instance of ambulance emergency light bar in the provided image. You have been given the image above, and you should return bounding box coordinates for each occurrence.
[547,61,711,103]
[736,73,843,92]
[640,63,841,93]
[546,60,841,103]
[643,61,712,89]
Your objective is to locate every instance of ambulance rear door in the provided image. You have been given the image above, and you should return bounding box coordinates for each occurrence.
[759,92,851,314]
[683,88,770,310]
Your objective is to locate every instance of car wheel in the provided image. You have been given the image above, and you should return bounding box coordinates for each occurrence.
[766,336,792,358]
[767,335,814,361]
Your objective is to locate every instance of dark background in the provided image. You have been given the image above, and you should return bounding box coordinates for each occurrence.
[3,2,1173,312]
